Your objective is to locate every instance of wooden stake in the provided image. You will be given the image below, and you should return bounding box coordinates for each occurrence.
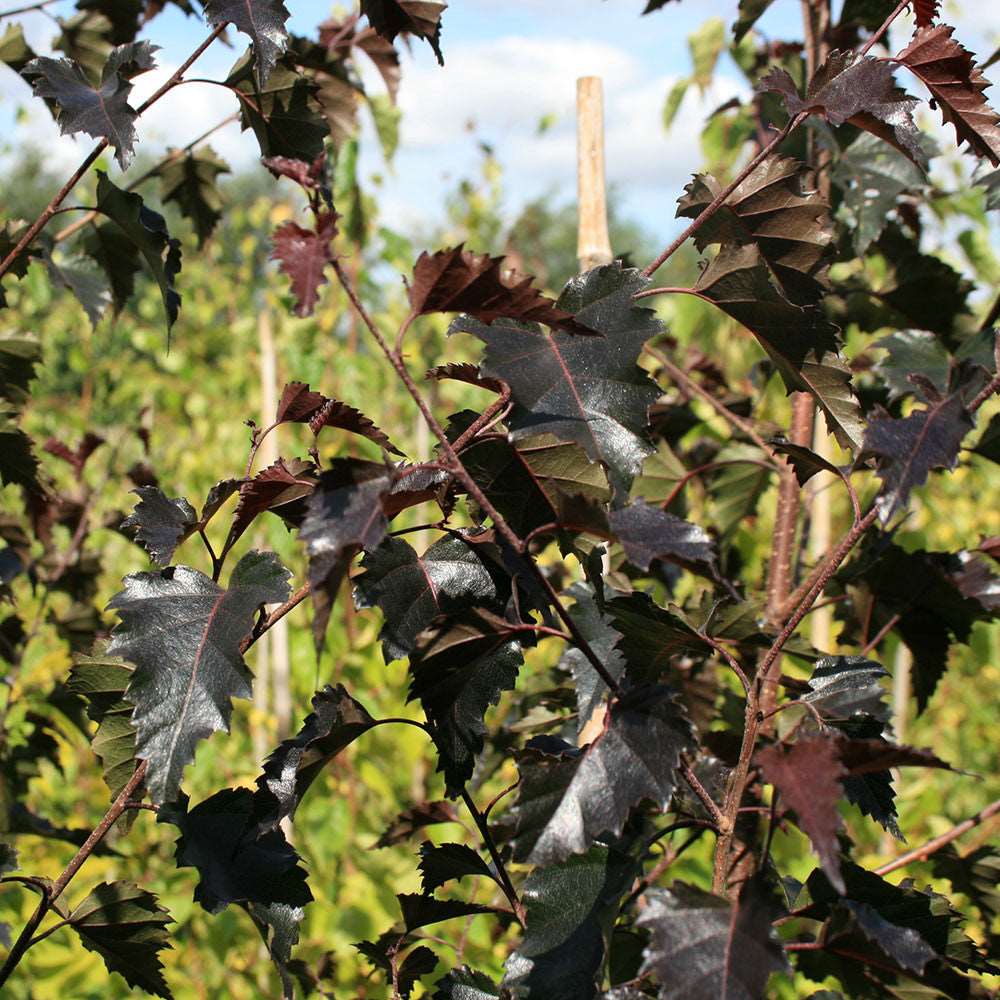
[576,77,613,272]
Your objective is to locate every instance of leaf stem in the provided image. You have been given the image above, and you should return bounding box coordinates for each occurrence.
[458,788,523,924]
[0,25,225,280]
[857,0,909,58]
[0,761,147,989]
[241,583,311,653]
[678,758,724,829]
[331,258,624,697]
[875,796,1000,876]
[641,113,805,278]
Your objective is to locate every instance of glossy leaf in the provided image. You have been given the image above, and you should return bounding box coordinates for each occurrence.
[256,685,376,828]
[204,0,290,86]
[23,41,157,169]
[503,845,635,1000]
[771,438,841,487]
[454,264,663,496]
[433,966,499,999]
[67,881,172,999]
[409,246,595,334]
[802,656,890,724]
[408,608,523,795]
[861,393,973,522]
[224,457,317,554]
[510,686,694,865]
[609,500,718,577]
[898,25,1000,166]
[637,877,790,999]
[355,534,506,661]
[107,550,291,803]
[120,486,196,567]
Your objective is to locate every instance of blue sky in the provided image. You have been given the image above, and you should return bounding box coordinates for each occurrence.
[2,1,999,247]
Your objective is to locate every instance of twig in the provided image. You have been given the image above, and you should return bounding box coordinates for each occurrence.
[0,762,148,988]
[641,113,804,277]
[52,112,239,244]
[331,258,624,697]
[0,25,225,280]
[875,797,1000,876]
[857,0,909,58]
[858,613,901,657]
[240,583,311,653]
[0,0,59,18]
[678,758,724,829]
[459,788,523,924]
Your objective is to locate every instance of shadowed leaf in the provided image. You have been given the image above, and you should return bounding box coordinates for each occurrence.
[375,800,460,848]
[204,0,290,86]
[397,894,496,931]
[225,457,317,554]
[418,842,497,894]
[158,146,230,247]
[609,500,718,577]
[433,966,499,999]
[361,0,445,64]
[637,877,790,999]
[121,486,196,566]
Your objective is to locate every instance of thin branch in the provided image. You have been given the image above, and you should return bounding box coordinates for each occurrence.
[875,797,1000,876]
[450,385,512,453]
[331,258,624,697]
[240,583,311,653]
[459,788,523,924]
[858,612,901,657]
[857,0,909,57]
[0,25,225,280]
[53,112,239,244]
[0,0,59,18]
[678,758,724,829]
[968,371,1000,414]
[641,113,805,277]
[0,761,148,989]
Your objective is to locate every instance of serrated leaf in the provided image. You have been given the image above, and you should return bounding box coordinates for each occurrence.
[52,11,113,84]
[121,486,196,566]
[759,54,925,169]
[408,608,523,795]
[67,881,172,999]
[375,800,460,848]
[361,0,445,65]
[930,845,1000,924]
[224,457,317,556]
[874,329,952,402]
[560,583,626,735]
[93,172,181,329]
[227,49,329,161]
[107,550,291,803]
[256,684,375,828]
[417,841,496,895]
[453,264,663,496]
[637,877,790,1000]
[861,393,973,522]
[609,500,718,577]
[771,437,842,486]
[204,0,289,86]
[355,534,505,662]
[898,26,1000,166]
[23,41,157,169]
[832,134,927,253]
[755,736,847,893]
[68,649,140,805]
[510,686,693,866]
[409,246,595,335]
[356,936,438,999]
[677,156,834,307]
[158,146,229,247]
[691,243,865,450]
[245,900,303,1000]
[43,250,111,328]
[503,845,635,1000]
[270,212,338,317]
[802,655,890,724]
[434,966,499,999]
[158,787,311,912]
[460,433,611,537]
[0,333,42,408]
[397,893,496,931]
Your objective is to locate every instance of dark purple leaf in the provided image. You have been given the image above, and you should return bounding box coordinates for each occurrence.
[417,842,497,895]
[861,393,973,522]
[108,550,291,803]
[158,146,230,247]
[23,41,157,169]
[203,0,290,86]
[270,212,338,317]
[771,437,843,487]
[609,500,717,577]
[224,457,317,554]
[637,877,790,1000]
[453,264,663,496]
[397,894,496,932]
[802,655,890,724]
[121,486,196,567]
[361,0,445,65]
[375,800,460,849]
[433,966,499,999]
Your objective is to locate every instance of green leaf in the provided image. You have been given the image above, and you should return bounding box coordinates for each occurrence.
[509,686,694,866]
[417,842,497,895]
[662,77,689,131]
[68,881,172,999]
[107,550,291,803]
[93,172,181,329]
[23,41,158,169]
[408,608,523,795]
[734,0,776,41]
[0,22,38,75]
[453,263,663,496]
[203,0,290,86]
[637,877,790,999]
[67,648,140,806]
[688,17,725,89]
[874,329,951,402]
[52,12,113,84]
[367,91,400,161]
[157,146,230,247]
[255,684,376,828]
[226,49,329,161]
[355,534,506,662]
[120,486,197,567]
[504,846,636,999]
